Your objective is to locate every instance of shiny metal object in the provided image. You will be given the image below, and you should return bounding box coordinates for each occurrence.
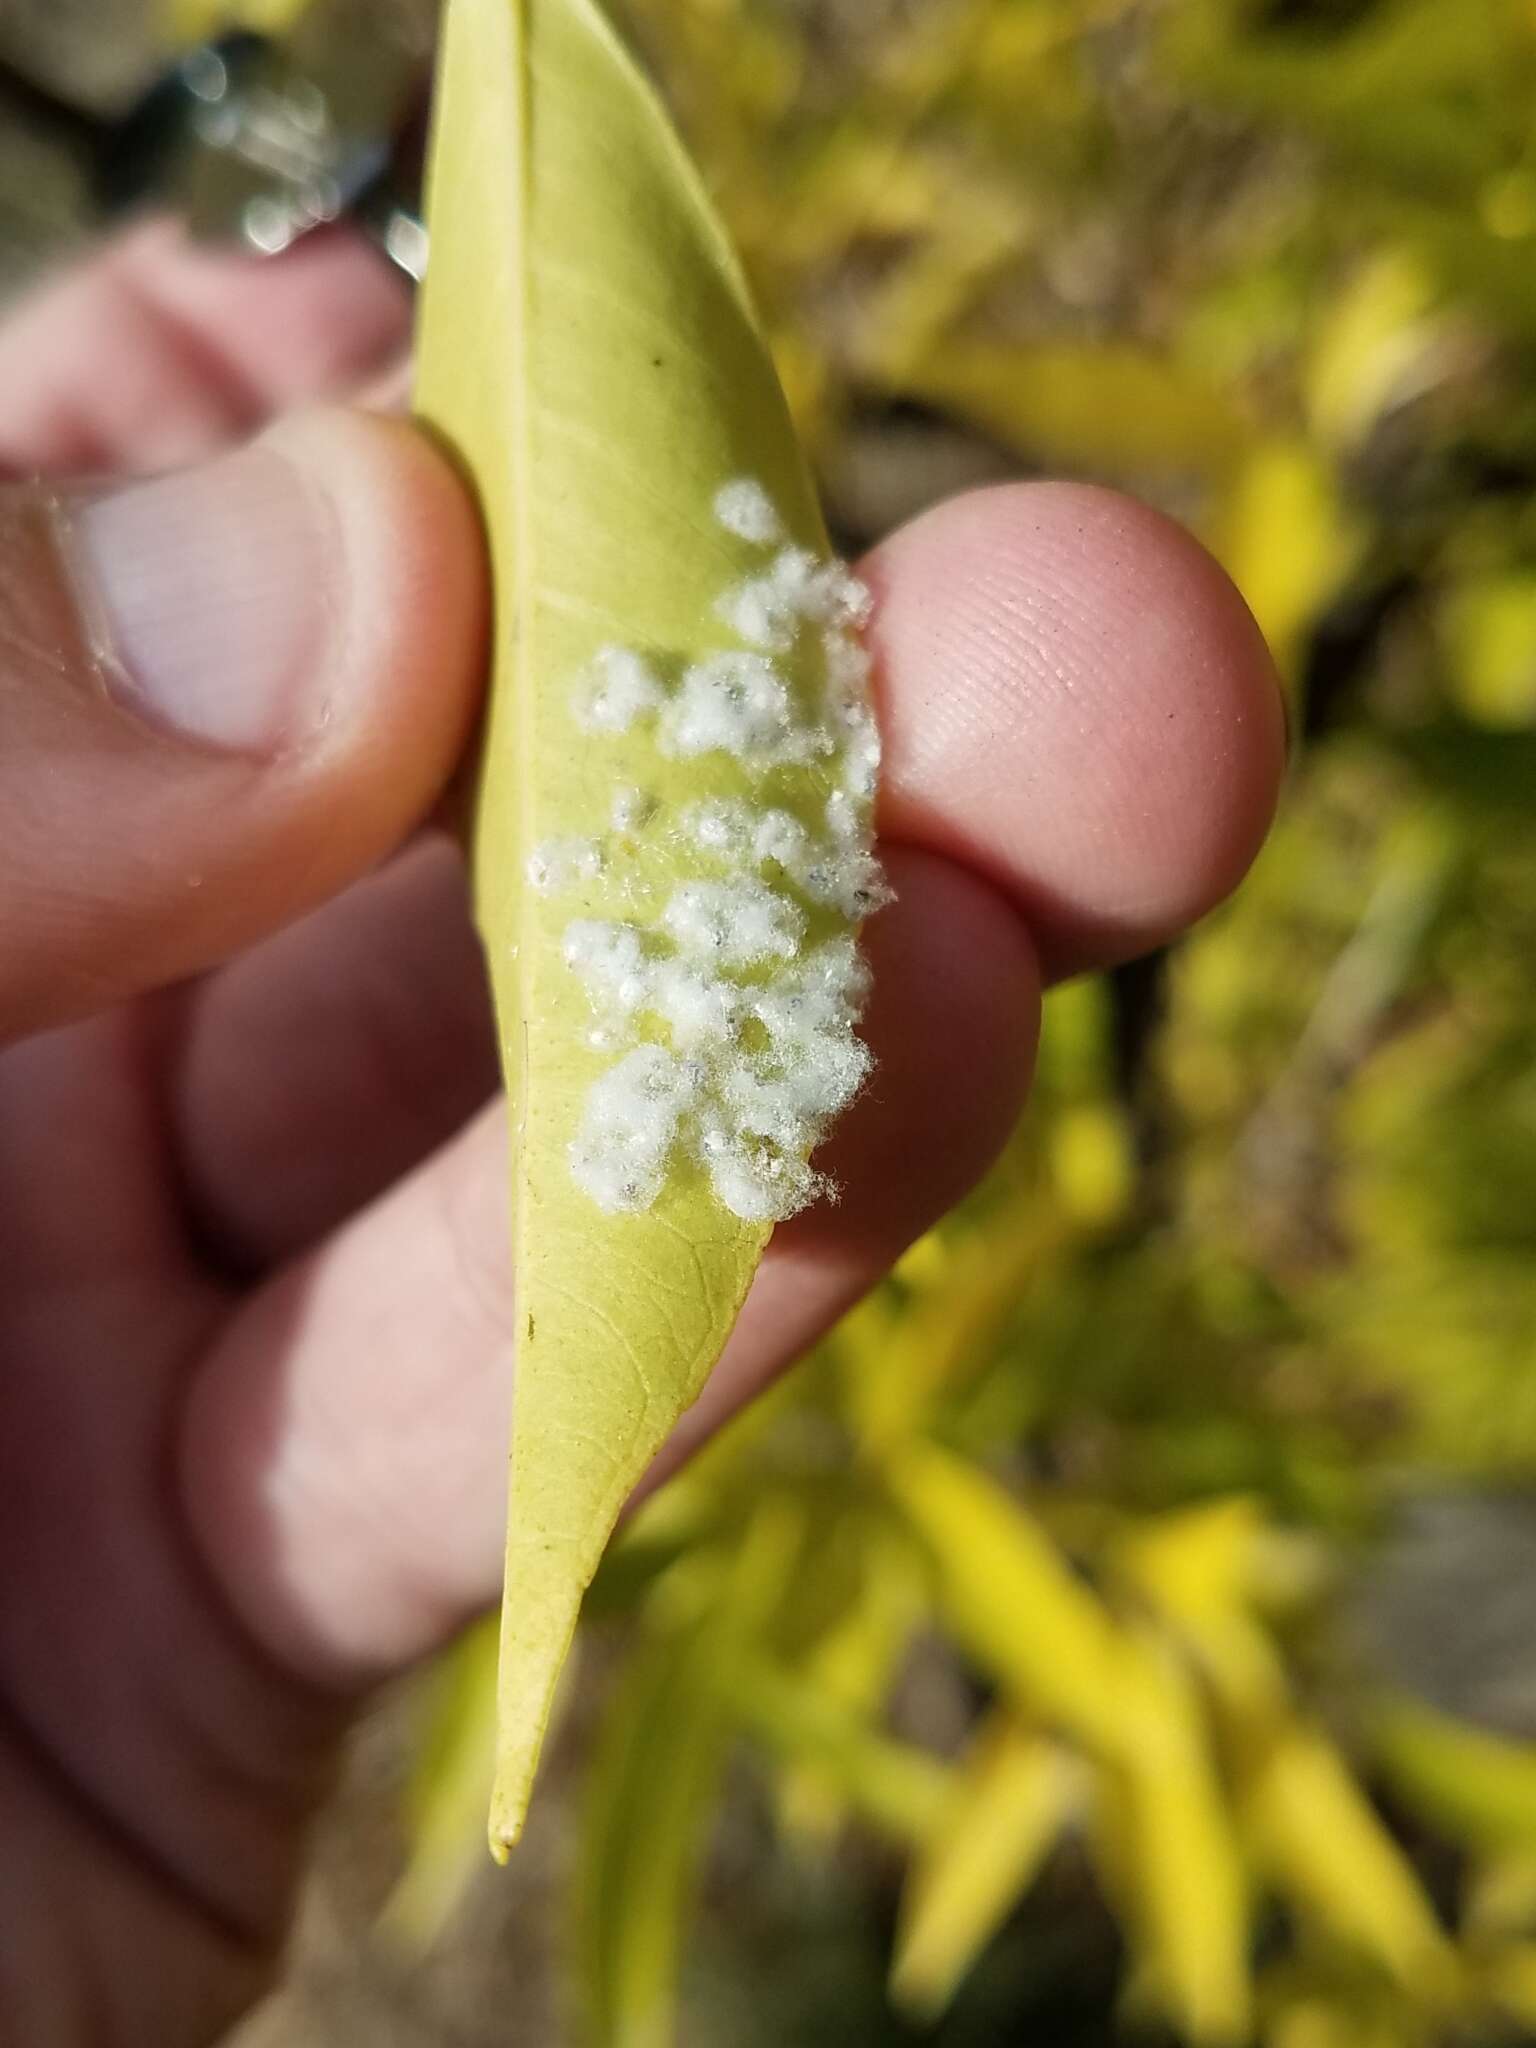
[0,1,431,281]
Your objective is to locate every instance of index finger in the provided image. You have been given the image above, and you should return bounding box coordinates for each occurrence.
[0,217,409,479]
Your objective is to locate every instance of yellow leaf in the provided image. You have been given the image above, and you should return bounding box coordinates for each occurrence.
[381,1618,501,1951]
[1244,1723,1451,1993]
[1266,1991,1421,2048]
[1305,249,1443,451]
[1118,1498,1265,1619]
[577,1624,733,2048]
[842,1184,1055,1449]
[855,189,1032,388]
[1115,1497,1289,1722]
[578,1498,799,2048]
[884,1443,1126,1752]
[892,1717,1080,2023]
[1439,572,1536,728]
[891,340,1249,484]
[1211,440,1363,683]
[1049,1102,1136,1230]
[1099,1637,1253,2045]
[1485,1944,1536,2028]
[896,1458,1251,2039]
[163,0,307,35]
[773,1535,926,1843]
[729,1652,952,1846]
[1466,1851,1536,1941]
[416,0,885,1858]
[1371,1694,1536,1857]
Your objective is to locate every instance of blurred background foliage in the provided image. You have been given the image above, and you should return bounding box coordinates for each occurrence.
[7,0,1536,2042]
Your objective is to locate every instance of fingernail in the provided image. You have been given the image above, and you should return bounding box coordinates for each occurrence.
[71,440,334,753]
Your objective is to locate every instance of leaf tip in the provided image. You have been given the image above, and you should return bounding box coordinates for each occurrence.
[488,1810,522,1866]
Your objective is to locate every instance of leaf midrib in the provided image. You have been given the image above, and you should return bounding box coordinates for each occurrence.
[510,0,535,1297]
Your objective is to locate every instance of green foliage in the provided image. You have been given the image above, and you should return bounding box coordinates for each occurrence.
[386,0,1536,2038]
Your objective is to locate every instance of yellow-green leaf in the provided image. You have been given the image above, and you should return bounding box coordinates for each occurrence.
[890,340,1249,485]
[770,1533,926,1843]
[381,1618,500,1951]
[416,0,884,1858]
[1210,439,1363,684]
[1115,1497,1290,1722]
[1466,1851,1536,1942]
[1265,1989,1425,2048]
[1244,1721,1451,1992]
[1304,249,1443,451]
[892,1717,1079,2023]
[1371,1694,1536,1857]
[1485,1944,1536,2029]
[163,0,308,37]
[884,1441,1126,1753]
[1098,1638,1252,2045]
[577,1621,734,2048]
[842,1196,1049,1450]
[1439,572,1536,728]
[728,1651,952,1846]
[577,1498,800,2048]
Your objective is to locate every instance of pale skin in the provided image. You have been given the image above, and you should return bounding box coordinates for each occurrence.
[0,219,1286,2046]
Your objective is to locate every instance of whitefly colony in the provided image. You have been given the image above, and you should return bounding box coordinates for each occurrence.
[527,478,890,1226]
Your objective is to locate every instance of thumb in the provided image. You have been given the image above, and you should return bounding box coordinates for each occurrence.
[0,408,486,1039]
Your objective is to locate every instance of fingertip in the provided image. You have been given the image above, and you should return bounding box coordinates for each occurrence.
[865,481,1286,981]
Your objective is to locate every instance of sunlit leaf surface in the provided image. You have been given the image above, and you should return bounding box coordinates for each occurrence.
[415,0,882,1857]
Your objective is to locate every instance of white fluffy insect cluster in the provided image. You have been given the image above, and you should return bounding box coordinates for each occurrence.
[539,479,890,1225]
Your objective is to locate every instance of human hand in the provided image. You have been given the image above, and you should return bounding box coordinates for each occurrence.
[0,219,1284,2046]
